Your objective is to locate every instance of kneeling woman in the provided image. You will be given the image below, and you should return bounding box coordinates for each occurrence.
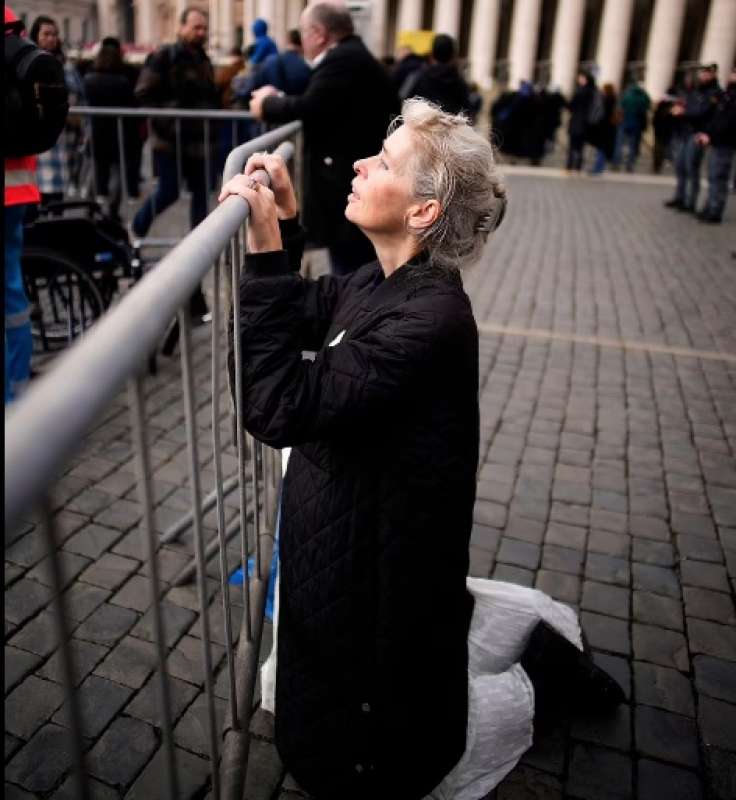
[221,99,622,800]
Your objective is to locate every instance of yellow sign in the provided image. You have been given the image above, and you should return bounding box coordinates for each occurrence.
[396,30,435,57]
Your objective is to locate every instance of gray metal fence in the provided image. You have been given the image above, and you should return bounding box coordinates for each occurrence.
[6,119,302,799]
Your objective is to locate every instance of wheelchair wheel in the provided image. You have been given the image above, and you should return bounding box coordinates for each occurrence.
[22,247,105,351]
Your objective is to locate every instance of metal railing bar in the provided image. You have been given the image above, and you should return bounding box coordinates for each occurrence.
[204,119,212,215]
[5,130,299,535]
[249,435,262,580]
[40,495,91,800]
[70,106,256,120]
[169,513,247,587]
[128,375,179,800]
[159,474,240,544]
[223,122,300,182]
[179,309,220,800]
[210,253,240,730]
[175,118,184,196]
[116,116,129,209]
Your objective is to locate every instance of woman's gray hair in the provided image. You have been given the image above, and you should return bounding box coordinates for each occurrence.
[390,98,507,271]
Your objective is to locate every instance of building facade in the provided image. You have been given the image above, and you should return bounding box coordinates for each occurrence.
[14,0,735,101]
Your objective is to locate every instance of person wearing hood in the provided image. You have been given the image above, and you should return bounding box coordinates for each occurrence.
[695,67,736,223]
[406,33,471,116]
[250,18,278,66]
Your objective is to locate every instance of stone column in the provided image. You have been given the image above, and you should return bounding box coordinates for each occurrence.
[209,0,220,52]
[134,0,157,46]
[644,0,687,102]
[370,0,390,56]
[96,0,116,38]
[433,0,461,39]
[468,0,501,90]
[243,0,257,47]
[508,0,542,89]
[219,0,235,52]
[700,0,736,82]
[397,0,422,33]
[550,0,585,97]
[596,0,634,90]
[286,0,304,32]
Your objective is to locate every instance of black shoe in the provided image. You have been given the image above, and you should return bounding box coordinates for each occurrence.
[675,204,694,213]
[664,198,684,209]
[521,621,625,723]
[696,210,722,223]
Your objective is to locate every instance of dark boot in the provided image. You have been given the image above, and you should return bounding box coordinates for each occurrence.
[520,621,625,725]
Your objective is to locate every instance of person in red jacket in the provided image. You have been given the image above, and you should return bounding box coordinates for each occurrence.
[5,7,40,402]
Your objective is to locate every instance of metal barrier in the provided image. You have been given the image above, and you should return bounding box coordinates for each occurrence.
[6,119,302,799]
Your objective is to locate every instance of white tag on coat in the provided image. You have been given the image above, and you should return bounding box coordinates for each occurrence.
[328,330,346,347]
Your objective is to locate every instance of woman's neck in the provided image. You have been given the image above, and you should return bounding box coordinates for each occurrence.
[372,235,421,278]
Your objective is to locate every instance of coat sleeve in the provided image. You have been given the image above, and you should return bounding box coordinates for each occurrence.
[135,51,167,106]
[229,264,452,449]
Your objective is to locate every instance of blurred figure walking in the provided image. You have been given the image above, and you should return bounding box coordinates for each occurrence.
[405,34,471,116]
[588,83,619,175]
[567,71,596,172]
[615,79,650,172]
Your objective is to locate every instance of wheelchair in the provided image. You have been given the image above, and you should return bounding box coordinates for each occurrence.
[22,200,140,352]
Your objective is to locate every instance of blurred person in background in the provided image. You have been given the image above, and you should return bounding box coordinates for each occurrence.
[664,64,721,213]
[83,38,138,222]
[652,86,678,174]
[249,18,278,66]
[392,44,425,97]
[566,71,596,172]
[403,34,471,117]
[131,6,219,322]
[614,78,650,172]
[29,14,86,208]
[249,2,399,275]
[588,83,619,175]
[235,28,311,100]
[695,66,736,224]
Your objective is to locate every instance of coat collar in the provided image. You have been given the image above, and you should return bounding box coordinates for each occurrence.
[361,251,434,313]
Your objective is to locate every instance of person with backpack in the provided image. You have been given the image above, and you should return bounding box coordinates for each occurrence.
[130,6,220,323]
[4,6,68,402]
[566,70,597,172]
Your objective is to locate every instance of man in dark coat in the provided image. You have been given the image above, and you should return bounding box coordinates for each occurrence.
[249,3,399,275]
[696,67,736,223]
[566,71,596,171]
[406,33,471,116]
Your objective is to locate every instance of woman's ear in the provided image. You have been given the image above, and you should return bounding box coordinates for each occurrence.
[406,199,441,233]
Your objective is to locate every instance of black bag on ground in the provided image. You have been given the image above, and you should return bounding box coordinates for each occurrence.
[4,20,69,157]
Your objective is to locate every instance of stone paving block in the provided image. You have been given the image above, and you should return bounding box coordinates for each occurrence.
[5,733,23,762]
[637,760,703,800]
[587,530,630,559]
[474,500,508,529]
[27,550,92,591]
[62,583,111,623]
[635,705,699,767]
[497,538,540,570]
[634,662,695,716]
[542,544,584,575]
[470,524,501,554]
[74,603,138,647]
[166,634,226,687]
[5,723,76,793]
[87,716,158,787]
[468,545,494,578]
[66,488,117,517]
[93,635,158,689]
[5,675,66,739]
[79,552,140,591]
[676,534,724,563]
[5,646,43,693]
[698,695,736,752]
[545,522,587,550]
[9,610,61,656]
[589,509,627,535]
[550,502,589,528]
[110,575,155,613]
[693,655,736,703]
[671,511,717,539]
[581,581,629,619]
[571,704,631,751]
[5,531,50,568]
[5,563,24,588]
[581,612,630,656]
[476,479,514,505]
[633,591,684,631]
[629,494,667,519]
[632,538,675,567]
[51,775,120,799]
[173,694,226,756]
[126,674,199,728]
[132,602,196,649]
[679,560,730,593]
[125,745,211,799]
[632,563,680,598]
[585,553,630,587]
[505,516,545,545]
[62,524,122,559]
[4,578,53,625]
[687,618,736,661]
[94,499,141,531]
[592,653,630,700]
[520,724,566,775]
[492,564,535,587]
[566,743,632,800]
[165,577,221,613]
[188,602,243,648]
[138,547,193,584]
[704,747,736,800]
[683,586,736,624]
[633,623,689,671]
[535,570,580,605]
[496,764,562,799]
[38,638,108,687]
[53,674,133,739]
[629,515,671,542]
[552,480,591,505]
[509,496,549,523]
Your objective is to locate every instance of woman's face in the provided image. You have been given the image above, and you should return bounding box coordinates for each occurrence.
[37,23,59,52]
[346,125,417,237]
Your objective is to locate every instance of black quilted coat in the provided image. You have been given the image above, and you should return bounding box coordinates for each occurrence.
[229,219,479,799]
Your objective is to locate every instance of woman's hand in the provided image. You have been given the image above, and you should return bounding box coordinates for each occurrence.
[244,151,298,220]
[218,175,282,253]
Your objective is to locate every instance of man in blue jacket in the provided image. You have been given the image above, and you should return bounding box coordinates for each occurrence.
[250,18,278,65]
[234,29,310,101]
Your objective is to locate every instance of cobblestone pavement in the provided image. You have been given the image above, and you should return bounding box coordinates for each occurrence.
[6,171,736,800]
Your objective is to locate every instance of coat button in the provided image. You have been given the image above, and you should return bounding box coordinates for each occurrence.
[361,702,371,713]
[355,763,364,774]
